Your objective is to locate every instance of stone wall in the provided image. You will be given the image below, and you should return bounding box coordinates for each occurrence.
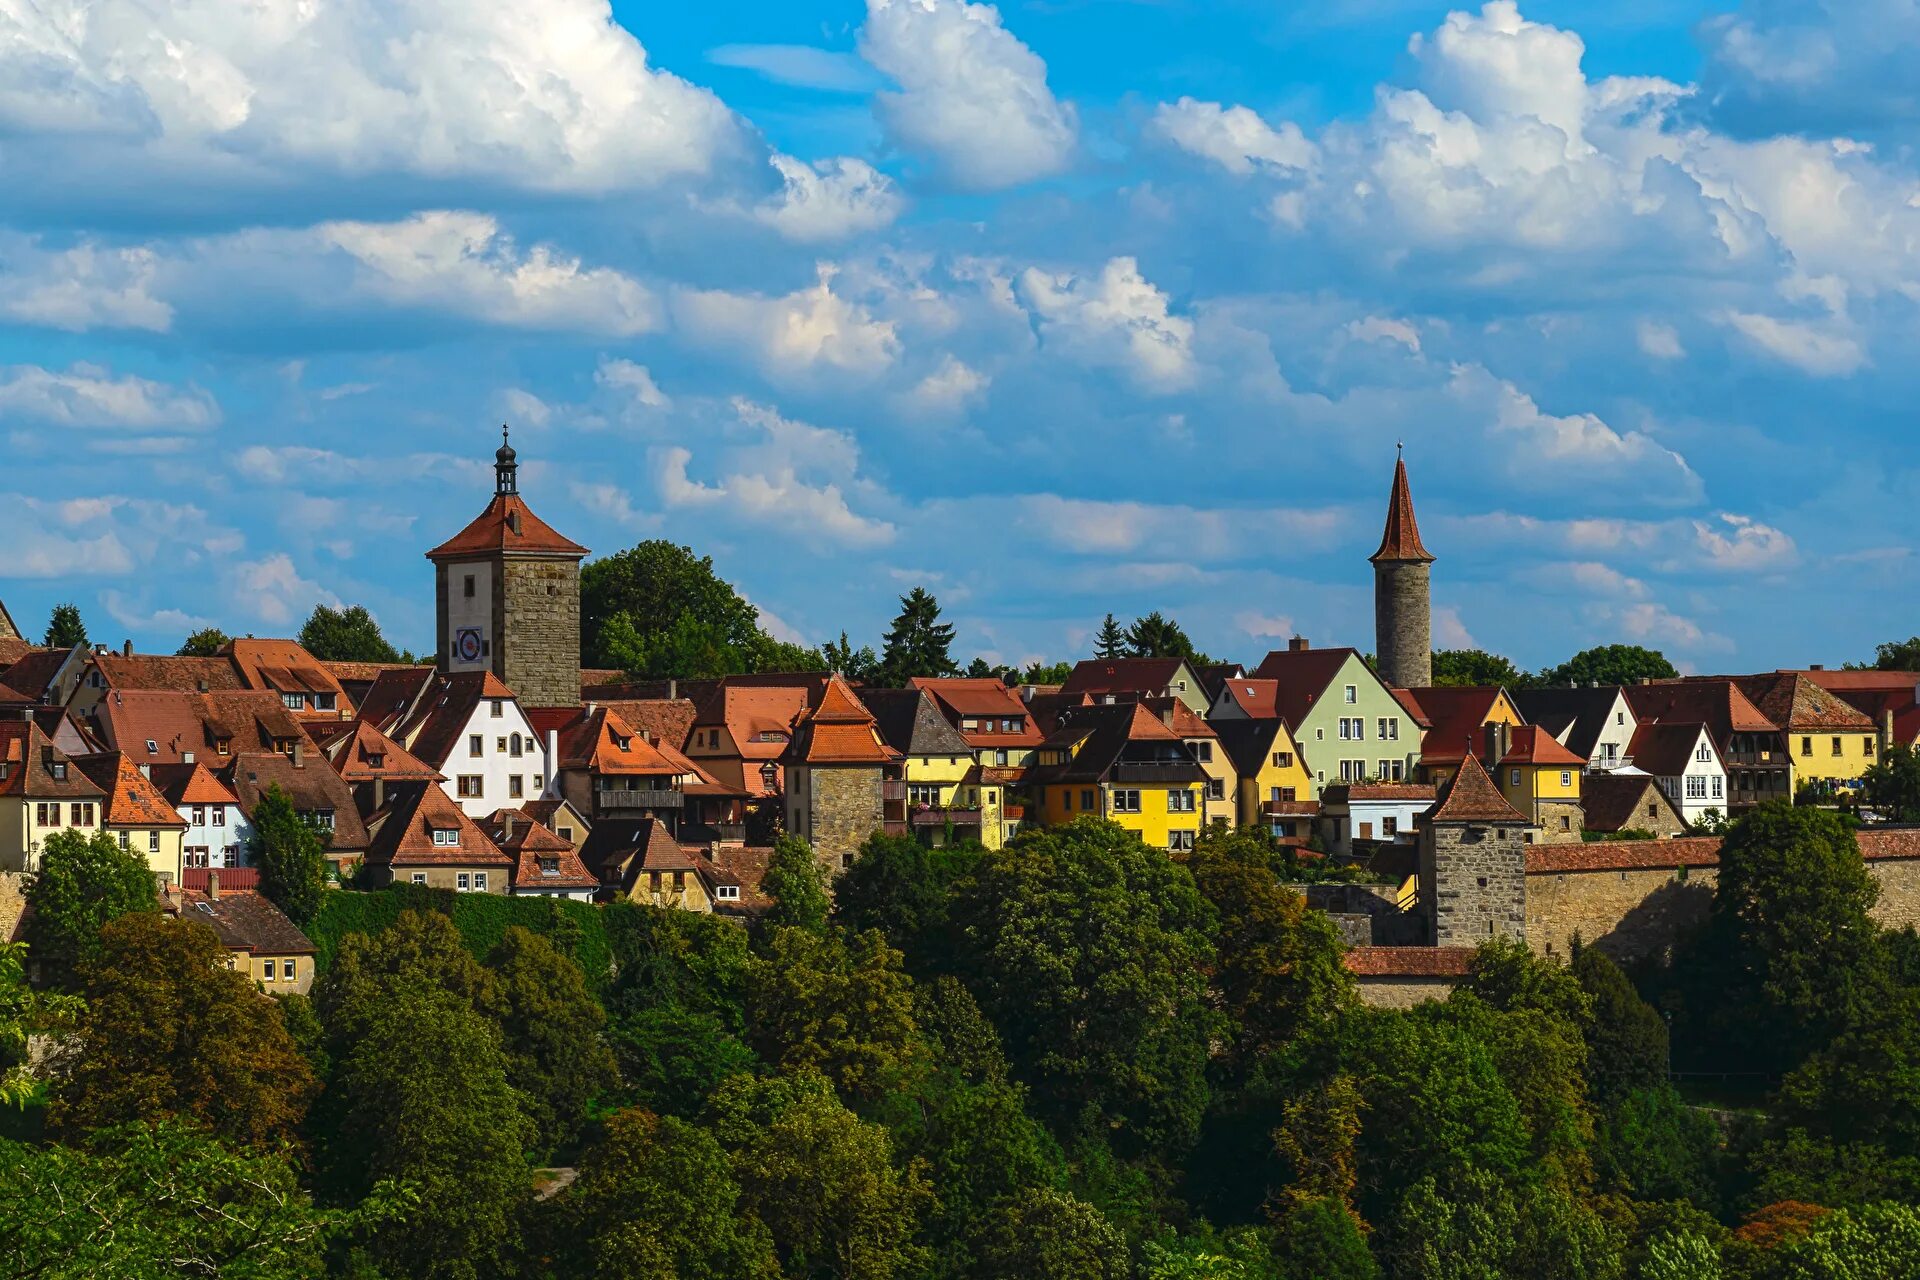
[1525,864,1717,963]
[807,766,884,873]
[1354,975,1461,1009]
[1870,858,1920,932]
[1373,561,1431,690]
[1534,800,1586,844]
[1422,823,1527,946]
[0,871,24,942]
[499,558,582,709]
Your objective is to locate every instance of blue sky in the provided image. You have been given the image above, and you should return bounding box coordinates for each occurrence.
[1,0,1915,674]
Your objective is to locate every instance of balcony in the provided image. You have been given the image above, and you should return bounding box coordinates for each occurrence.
[909,806,984,827]
[1109,761,1203,783]
[881,779,909,802]
[1587,753,1632,772]
[594,788,685,811]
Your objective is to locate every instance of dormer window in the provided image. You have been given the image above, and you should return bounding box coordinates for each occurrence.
[50,762,66,781]
[368,753,385,769]
[216,739,231,756]
[313,693,336,712]
[282,693,306,711]
[432,827,459,847]
[716,885,741,902]
[539,857,559,876]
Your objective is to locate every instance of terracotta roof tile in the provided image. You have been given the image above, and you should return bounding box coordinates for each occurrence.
[0,721,105,799]
[425,493,588,559]
[1736,672,1876,733]
[1345,946,1474,977]
[222,752,368,854]
[1061,658,1192,699]
[482,808,599,891]
[1401,686,1507,762]
[1250,645,1378,730]
[319,719,444,783]
[785,676,897,765]
[167,888,314,956]
[76,754,187,828]
[1427,752,1528,824]
[364,783,510,868]
[1525,836,1724,874]
[1369,457,1435,563]
[1499,725,1586,768]
[1216,678,1281,720]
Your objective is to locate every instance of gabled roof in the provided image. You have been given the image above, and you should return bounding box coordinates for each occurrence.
[75,753,188,829]
[0,647,79,701]
[691,677,824,763]
[0,637,37,669]
[785,676,899,766]
[1734,672,1877,733]
[224,639,352,714]
[150,760,241,808]
[1511,685,1628,760]
[597,698,699,752]
[1624,721,1713,778]
[1400,686,1506,764]
[1625,679,1776,742]
[1142,697,1217,739]
[1061,657,1195,700]
[91,689,308,764]
[1195,662,1246,699]
[363,782,509,868]
[0,721,107,800]
[1580,773,1681,833]
[166,888,314,956]
[0,597,17,641]
[92,652,245,695]
[318,719,443,784]
[1027,703,1204,786]
[1369,457,1435,564]
[425,493,588,560]
[222,753,368,854]
[1214,677,1280,720]
[1498,725,1585,768]
[1427,752,1527,824]
[859,688,974,758]
[362,669,522,769]
[481,808,598,892]
[1250,645,1378,728]
[543,705,689,777]
[1213,718,1291,778]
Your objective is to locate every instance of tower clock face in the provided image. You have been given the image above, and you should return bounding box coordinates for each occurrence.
[454,627,485,664]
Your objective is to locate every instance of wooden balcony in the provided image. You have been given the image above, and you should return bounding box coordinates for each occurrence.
[909,806,984,827]
[594,788,684,811]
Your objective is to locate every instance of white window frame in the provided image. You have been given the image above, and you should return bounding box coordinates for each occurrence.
[473,872,487,892]
[1167,789,1196,814]
[456,872,471,891]
[411,872,428,885]
[1343,685,1357,704]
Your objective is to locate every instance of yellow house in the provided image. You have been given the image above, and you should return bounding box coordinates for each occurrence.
[1396,686,1525,787]
[78,753,187,883]
[0,720,106,873]
[1213,718,1317,838]
[1494,725,1585,844]
[1739,672,1878,799]
[861,688,999,848]
[164,880,318,994]
[1144,698,1236,828]
[1030,704,1207,853]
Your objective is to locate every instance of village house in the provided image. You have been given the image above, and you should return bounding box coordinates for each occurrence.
[582,814,747,914]
[0,718,105,873]
[1212,717,1316,838]
[1513,684,1640,771]
[1625,679,1791,810]
[164,874,317,994]
[1621,720,1726,827]
[479,808,598,900]
[1060,657,1212,716]
[355,667,549,818]
[1736,671,1880,799]
[74,753,187,883]
[1318,782,1436,857]
[781,676,901,871]
[1142,697,1235,828]
[1028,703,1208,853]
[360,781,512,892]
[1579,771,1689,838]
[148,760,249,871]
[682,675,825,841]
[1491,724,1586,843]
[1248,640,1422,791]
[860,687,994,849]
[1396,685,1524,786]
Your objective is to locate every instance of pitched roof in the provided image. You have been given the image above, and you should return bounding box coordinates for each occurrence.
[1525,829,1920,874]
[481,808,599,892]
[691,677,823,763]
[597,698,699,752]
[364,783,510,868]
[1427,752,1527,824]
[1625,679,1776,742]
[222,753,368,854]
[1340,783,1437,803]
[0,647,77,701]
[167,888,315,956]
[91,689,308,764]
[1213,718,1290,777]
[1344,946,1474,977]
[361,669,521,769]
[1400,686,1505,764]
[1625,721,1712,777]
[223,639,352,714]
[149,760,241,808]
[1060,658,1193,700]
[859,687,974,758]
[92,652,245,695]
[1511,685,1627,760]
[0,721,106,799]
[785,676,898,765]
[1214,677,1280,720]
[425,493,588,559]
[1579,773,1680,833]
[1499,724,1585,768]
[1369,457,1435,564]
[544,705,690,777]
[0,637,37,669]
[1145,698,1218,740]
[1250,645,1375,728]
[1735,672,1877,733]
[318,719,443,784]
[0,598,17,641]
[75,754,188,829]
[1026,702,1204,785]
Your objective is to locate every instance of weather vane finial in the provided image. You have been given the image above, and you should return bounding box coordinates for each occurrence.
[502,422,510,446]
[1396,439,1404,457]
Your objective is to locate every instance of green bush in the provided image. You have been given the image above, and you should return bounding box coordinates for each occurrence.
[306,888,612,988]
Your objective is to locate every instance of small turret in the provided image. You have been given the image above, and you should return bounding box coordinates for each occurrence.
[1371,448,1434,689]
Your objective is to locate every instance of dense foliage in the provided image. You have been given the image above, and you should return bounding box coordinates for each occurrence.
[580,540,821,677]
[24,828,158,980]
[251,783,329,924]
[13,805,1920,1278]
[298,603,408,663]
[41,602,86,649]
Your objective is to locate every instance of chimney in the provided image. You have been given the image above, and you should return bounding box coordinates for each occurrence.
[503,813,515,841]
[1883,708,1896,755]
[668,678,679,701]
[373,776,386,811]
[1810,664,1825,672]
[1288,636,1309,652]
[121,639,132,657]
[206,869,220,901]
[1483,722,1500,765]
[138,763,151,779]
[182,751,195,765]
[292,739,304,768]
[1161,707,1175,729]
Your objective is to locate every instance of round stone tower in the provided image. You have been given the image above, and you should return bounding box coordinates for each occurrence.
[1370,451,1434,690]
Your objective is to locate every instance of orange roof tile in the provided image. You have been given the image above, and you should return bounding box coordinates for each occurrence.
[1498,725,1585,767]
[1216,677,1281,720]
[79,754,187,828]
[1428,752,1527,824]
[785,676,898,765]
[1369,456,1434,563]
[321,719,444,783]
[425,493,588,559]
[482,808,599,892]
[1345,946,1474,977]
[365,783,511,868]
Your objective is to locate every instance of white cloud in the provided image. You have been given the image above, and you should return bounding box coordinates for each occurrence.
[756,155,904,243]
[1433,606,1477,649]
[226,554,339,628]
[0,493,239,579]
[0,364,218,431]
[673,264,900,378]
[1236,611,1296,639]
[595,359,670,409]
[861,0,1076,189]
[0,0,749,194]
[1637,320,1685,360]
[1613,601,1730,652]
[101,591,217,635]
[707,44,880,93]
[902,355,989,414]
[1472,369,1701,501]
[989,493,1341,561]
[1690,513,1799,572]
[1721,311,1866,376]
[501,388,553,430]
[0,241,172,332]
[1348,315,1422,352]
[1017,257,1196,391]
[569,481,659,530]
[1151,98,1316,174]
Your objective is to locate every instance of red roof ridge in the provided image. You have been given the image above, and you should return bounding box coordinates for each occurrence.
[1369,456,1435,564]
[1428,752,1527,824]
[1345,945,1476,977]
[425,493,588,560]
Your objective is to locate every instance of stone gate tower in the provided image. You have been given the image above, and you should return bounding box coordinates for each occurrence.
[425,427,588,709]
[1418,752,1529,946]
[1370,451,1434,689]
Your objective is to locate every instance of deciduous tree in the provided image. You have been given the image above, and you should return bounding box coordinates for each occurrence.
[487,925,618,1156]
[582,540,801,677]
[1864,742,1920,821]
[249,783,327,924]
[24,828,157,980]
[175,627,231,657]
[967,1186,1128,1280]
[297,603,403,663]
[746,926,923,1104]
[761,835,830,933]
[1430,649,1527,689]
[1540,644,1676,688]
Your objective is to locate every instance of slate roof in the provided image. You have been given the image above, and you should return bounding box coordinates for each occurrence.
[169,888,315,956]
[425,492,589,559]
[1426,752,1527,824]
[363,782,510,869]
[74,754,187,828]
[859,687,974,758]
[1369,457,1435,563]
[1580,773,1681,833]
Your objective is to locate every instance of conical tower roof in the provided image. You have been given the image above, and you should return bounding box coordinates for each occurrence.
[1370,456,1435,564]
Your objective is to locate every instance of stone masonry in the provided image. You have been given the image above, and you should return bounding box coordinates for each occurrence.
[805,766,885,873]
[1373,560,1432,690]
[1534,799,1587,844]
[1421,819,1528,946]
[498,558,582,709]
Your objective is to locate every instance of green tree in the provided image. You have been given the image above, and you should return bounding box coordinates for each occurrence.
[968,1186,1128,1280]
[1864,742,1920,821]
[248,783,326,924]
[1126,611,1208,664]
[705,1071,930,1280]
[761,835,831,933]
[0,941,82,1106]
[42,602,86,649]
[49,914,318,1150]
[547,1107,780,1280]
[608,1006,757,1118]
[745,926,924,1103]
[0,1121,401,1279]
[1768,1202,1920,1279]
[953,819,1217,1155]
[823,630,882,683]
[1637,1231,1722,1280]
[24,828,157,980]
[175,626,231,657]
[832,832,980,969]
[879,587,959,686]
[1093,614,1129,661]
[582,540,793,676]
[1021,660,1076,685]
[1865,637,1920,672]
[905,1070,1065,1274]
[1272,1199,1377,1280]
[297,603,403,663]
[1595,1086,1721,1205]
[487,925,619,1157]
[1572,946,1667,1108]
[322,988,533,1280]
[1540,644,1677,688]
[1430,649,1527,688]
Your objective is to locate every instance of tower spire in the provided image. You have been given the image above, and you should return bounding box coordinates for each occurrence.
[494,423,518,495]
[1370,450,1434,690]
[1370,453,1434,564]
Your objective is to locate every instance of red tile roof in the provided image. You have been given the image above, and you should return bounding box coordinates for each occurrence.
[91,652,246,695]
[482,808,598,892]
[222,752,368,855]
[597,698,699,752]
[359,669,522,771]
[785,676,899,765]
[1627,679,1777,739]
[76,754,187,828]
[1525,836,1725,874]
[1735,672,1876,733]
[1345,946,1474,977]
[365,783,511,869]
[1499,724,1586,768]
[1400,686,1505,763]
[1624,722,1711,778]
[166,888,314,956]
[318,719,444,783]
[1369,457,1434,564]
[224,639,353,716]
[1250,645,1376,729]
[150,760,241,808]
[0,721,106,799]
[1428,752,1527,824]
[425,493,588,559]
[1344,783,1437,802]
[1061,658,1193,700]
[1215,677,1281,720]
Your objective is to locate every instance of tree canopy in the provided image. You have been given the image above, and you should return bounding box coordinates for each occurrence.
[297,603,405,663]
[250,783,327,923]
[582,540,817,678]
[1540,644,1677,688]
[41,602,86,649]
[175,626,231,657]
[24,828,157,980]
[879,588,959,686]
[1431,649,1528,688]
[1124,612,1212,666]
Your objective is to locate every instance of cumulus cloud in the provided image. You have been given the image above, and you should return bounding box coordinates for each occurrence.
[755,155,904,243]
[1700,1,1920,143]
[983,493,1341,562]
[595,359,670,410]
[674,265,900,378]
[0,494,239,579]
[1348,316,1422,352]
[0,241,172,333]
[1637,320,1685,360]
[0,364,219,431]
[1236,611,1297,639]
[1690,513,1799,572]
[1468,369,1702,502]
[1721,310,1865,376]
[1017,257,1196,391]
[707,44,880,93]
[901,355,989,415]
[0,0,749,195]
[861,0,1076,189]
[226,554,339,627]
[1151,98,1316,174]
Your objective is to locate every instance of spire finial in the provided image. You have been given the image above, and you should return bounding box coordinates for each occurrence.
[494,423,518,495]
[1397,439,1404,458]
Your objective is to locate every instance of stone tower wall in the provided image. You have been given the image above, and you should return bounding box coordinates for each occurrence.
[497,557,582,709]
[1374,561,1431,689]
[1420,821,1527,946]
[807,766,885,872]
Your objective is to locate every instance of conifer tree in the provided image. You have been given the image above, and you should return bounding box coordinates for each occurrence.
[1093,614,1128,661]
[879,588,958,686]
[42,602,86,649]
